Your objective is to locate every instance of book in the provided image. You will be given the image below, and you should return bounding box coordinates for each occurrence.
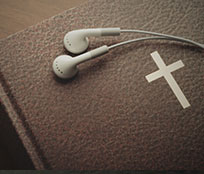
[0,0,203,170]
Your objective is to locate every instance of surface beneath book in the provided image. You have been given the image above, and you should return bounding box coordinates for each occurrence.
[0,0,203,170]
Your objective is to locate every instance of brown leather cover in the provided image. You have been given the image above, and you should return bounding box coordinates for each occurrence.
[0,0,203,170]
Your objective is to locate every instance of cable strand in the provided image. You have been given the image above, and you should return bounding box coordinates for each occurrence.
[120,29,204,49]
[108,36,195,49]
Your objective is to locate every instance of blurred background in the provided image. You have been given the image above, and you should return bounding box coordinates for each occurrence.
[0,0,85,39]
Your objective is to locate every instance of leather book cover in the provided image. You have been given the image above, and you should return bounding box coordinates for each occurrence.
[0,0,203,170]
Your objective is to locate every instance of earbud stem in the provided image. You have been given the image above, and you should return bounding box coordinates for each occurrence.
[85,28,121,37]
[101,28,120,36]
[73,45,109,65]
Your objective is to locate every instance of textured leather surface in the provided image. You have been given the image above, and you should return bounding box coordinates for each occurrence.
[0,0,203,170]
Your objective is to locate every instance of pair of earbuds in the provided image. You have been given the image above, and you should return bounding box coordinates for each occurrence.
[53,28,204,79]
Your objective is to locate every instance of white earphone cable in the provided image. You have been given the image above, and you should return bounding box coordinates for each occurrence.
[109,36,174,49]
[119,29,204,49]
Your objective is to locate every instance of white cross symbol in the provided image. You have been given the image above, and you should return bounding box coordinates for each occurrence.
[145,51,190,109]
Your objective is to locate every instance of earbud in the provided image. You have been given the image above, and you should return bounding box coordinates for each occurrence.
[53,45,109,79]
[64,28,120,54]
[54,27,204,79]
